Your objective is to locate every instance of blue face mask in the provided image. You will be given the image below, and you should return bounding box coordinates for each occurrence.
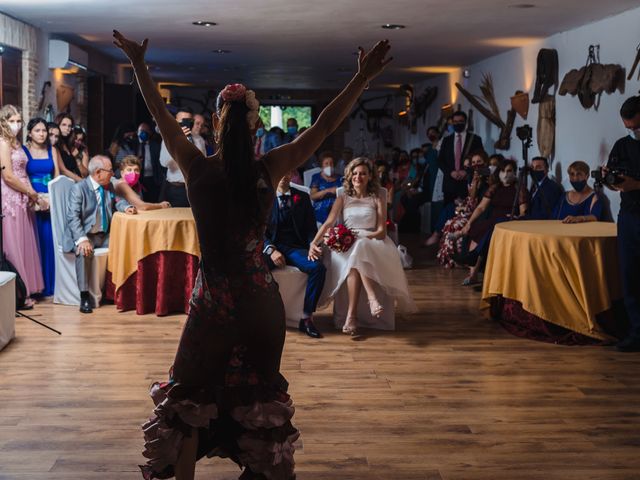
[571,180,587,192]
[418,157,426,166]
[256,127,265,138]
[446,124,455,135]
[138,130,149,143]
[287,126,298,136]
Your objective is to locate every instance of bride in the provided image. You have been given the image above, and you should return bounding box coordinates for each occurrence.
[309,158,416,334]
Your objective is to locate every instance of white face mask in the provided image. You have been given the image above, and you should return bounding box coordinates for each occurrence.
[488,165,497,174]
[627,127,640,141]
[499,171,516,185]
[323,166,334,177]
[9,121,22,136]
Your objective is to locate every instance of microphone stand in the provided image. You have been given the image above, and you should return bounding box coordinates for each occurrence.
[0,165,61,335]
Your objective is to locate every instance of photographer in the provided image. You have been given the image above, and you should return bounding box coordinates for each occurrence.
[607,95,640,352]
[158,107,199,207]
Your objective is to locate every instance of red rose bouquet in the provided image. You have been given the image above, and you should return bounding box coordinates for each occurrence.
[323,224,358,252]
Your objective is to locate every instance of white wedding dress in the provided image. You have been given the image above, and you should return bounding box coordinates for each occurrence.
[321,193,417,318]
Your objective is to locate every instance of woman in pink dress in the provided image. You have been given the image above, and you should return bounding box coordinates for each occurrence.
[0,105,44,306]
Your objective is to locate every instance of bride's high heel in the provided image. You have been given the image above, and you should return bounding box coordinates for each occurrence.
[342,316,357,335]
[368,298,384,318]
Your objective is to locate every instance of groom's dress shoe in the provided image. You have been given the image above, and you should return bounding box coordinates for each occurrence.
[299,318,322,339]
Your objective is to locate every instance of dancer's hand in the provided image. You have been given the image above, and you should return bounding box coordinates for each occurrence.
[113,30,148,66]
[357,40,393,83]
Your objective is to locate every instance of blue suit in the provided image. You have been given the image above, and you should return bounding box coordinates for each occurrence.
[528,176,564,220]
[264,187,326,317]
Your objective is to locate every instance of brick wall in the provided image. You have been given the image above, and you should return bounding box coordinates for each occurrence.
[0,13,38,120]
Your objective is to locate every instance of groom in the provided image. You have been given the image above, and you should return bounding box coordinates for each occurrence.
[264,171,325,338]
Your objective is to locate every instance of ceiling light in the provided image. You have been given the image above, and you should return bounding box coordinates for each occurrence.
[192,21,217,26]
[212,49,231,54]
[381,24,405,30]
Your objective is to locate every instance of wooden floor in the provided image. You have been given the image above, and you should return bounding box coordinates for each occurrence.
[2,244,640,480]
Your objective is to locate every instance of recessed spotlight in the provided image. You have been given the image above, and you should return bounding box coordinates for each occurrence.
[192,21,217,26]
[381,24,406,30]
[508,3,536,8]
[212,49,231,54]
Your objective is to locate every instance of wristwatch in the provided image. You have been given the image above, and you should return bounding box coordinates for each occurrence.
[264,245,275,256]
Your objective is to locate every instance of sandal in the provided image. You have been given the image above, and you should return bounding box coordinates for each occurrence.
[461,276,480,286]
[342,316,358,336]
[368,298,384,318]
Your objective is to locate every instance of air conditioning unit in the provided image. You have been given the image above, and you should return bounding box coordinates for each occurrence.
[49,39,88,70]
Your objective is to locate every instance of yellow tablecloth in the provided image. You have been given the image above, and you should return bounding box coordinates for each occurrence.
[481,220,621,341]
[107,208,200,291]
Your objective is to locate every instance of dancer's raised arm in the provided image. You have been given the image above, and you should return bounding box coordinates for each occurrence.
[264,40,392,186]
[113,30,202,180]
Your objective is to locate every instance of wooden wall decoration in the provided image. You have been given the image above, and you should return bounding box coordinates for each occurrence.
[455,74,516,150]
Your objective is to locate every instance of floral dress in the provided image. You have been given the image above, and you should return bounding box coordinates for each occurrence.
[140,158,298,480]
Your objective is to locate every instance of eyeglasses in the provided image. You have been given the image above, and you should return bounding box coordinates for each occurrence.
[99,168,114,174]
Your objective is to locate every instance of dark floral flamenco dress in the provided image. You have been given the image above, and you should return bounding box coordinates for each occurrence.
[140,157,299,479]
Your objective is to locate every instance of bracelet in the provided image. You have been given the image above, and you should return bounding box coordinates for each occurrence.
[356,72,370,90]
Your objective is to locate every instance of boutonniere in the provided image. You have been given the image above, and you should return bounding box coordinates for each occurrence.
[293,194,301,205]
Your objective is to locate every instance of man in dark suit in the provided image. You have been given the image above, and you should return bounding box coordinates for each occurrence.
[528,156,564,219]
[137,122,165,203]
[264,172,325,338]
[437,111,484,205]
[62,155,136,313]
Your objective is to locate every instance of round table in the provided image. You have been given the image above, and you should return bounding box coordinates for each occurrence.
[106,208,200,315]
[481,220,622,342]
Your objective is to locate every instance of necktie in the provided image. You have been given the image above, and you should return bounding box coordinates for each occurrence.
[279,194,290,209]
[99,186,108,232]
[454,134,462,171]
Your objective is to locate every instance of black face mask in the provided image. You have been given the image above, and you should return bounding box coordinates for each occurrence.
[531,170,546,183]
[123,137,137,149]
[453,123,466,133]
[571,180,587,192]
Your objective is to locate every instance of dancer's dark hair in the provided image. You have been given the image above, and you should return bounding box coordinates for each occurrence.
[216,94,260,224]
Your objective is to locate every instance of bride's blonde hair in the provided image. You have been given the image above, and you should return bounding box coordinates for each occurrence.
[343,157,380,197]
[0,104,21,144]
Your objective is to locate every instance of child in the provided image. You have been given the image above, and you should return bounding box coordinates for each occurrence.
[114,155,171,210]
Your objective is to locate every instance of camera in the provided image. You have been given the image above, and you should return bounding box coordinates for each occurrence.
[179,118,194,130]
[591,168,640,189]
[591,156,640,189]
[516,124,533,142]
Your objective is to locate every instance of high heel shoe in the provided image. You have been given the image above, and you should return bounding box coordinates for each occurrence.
[368,298,384,318]
[342,316,358,335]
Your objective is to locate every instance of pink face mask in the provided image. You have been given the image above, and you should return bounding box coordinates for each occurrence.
[124,171,140,187]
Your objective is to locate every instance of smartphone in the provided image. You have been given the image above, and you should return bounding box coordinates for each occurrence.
[179,118,194,130]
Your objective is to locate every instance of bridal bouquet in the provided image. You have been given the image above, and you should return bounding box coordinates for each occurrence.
[323,224,357,253]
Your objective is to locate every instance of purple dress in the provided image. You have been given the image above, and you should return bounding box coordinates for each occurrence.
[1,143,44,295]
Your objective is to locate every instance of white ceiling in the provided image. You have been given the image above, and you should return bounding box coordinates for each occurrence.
[2,0,638,89]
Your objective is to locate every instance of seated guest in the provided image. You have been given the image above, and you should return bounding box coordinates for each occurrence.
[62,155,136,314]
[528,156,564,219]
[553,160,603,223]
[310,158,416,335]
[310,151,342,224]
[264,171,325,338]
[437,150,492,267]
[335,146,354,176]
[113,155,172,211]
[458,159,529,285]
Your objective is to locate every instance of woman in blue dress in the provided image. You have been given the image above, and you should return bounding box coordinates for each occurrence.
[24,117,60,296]
[553,160,603,223]
[310,151,342,223]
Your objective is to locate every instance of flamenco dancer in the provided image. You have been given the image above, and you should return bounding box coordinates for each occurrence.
[113,30,391,480]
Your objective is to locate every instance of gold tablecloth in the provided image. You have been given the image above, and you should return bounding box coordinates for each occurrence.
[107,208,200,291]
[481,220,621,340]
